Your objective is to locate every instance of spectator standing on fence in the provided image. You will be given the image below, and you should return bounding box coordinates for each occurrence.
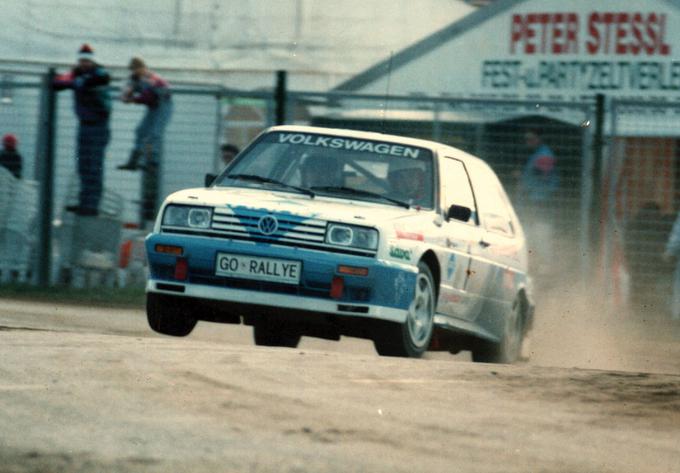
[0,134,22,179]
[662,211,680,321]
[117,57,172,223]
[53,44,111,217]
[117,57,172,171]
[221,143,240,167]
[518,128,559,277]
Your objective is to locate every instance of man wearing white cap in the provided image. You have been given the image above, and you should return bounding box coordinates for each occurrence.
[53,43,111,216]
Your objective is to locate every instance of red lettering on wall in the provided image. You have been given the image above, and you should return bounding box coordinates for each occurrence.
[615,13,629,54]
[513,11,672,56]
[660,14,670,54]
[526,13,537,53]
[509,12,579,55]
[585,11,671,55]
[587,12,601,54]
[631,13,643,55]
[510,14,523,54]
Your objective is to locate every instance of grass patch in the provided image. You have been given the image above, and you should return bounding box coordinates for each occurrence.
[0,283,146,309]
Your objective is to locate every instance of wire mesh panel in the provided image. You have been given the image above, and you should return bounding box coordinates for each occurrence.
[161,90,222,204]
[35,77,222,287]
[49,82,222,284]
[0,72,43,181]
[217,94,276,170]
[291,91,595,285]
[0,169,39,282]
[1,71,602,290]
[0,71,43,282]
[607,100,680,314]
[53,84,222,227]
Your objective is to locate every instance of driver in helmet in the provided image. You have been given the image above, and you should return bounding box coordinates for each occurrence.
[300,154,343,188]
[389,166,425,203]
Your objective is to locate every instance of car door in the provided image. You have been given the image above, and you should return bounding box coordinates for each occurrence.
[436,157,481,320]
[465,162,523,326]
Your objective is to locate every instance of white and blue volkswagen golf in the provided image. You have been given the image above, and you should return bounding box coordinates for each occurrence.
[145,125,534,362]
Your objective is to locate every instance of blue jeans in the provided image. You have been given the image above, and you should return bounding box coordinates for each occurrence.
[133,99,173,165]
[77,122,110,212]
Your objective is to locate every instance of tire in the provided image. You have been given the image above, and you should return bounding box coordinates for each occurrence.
[146,293,198,337]
[253,318,301,348]
[471,298,524,364]
[373,261,435,358]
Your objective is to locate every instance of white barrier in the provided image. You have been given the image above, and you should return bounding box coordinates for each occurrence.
[0,167,39,283]
[55,180,126,288]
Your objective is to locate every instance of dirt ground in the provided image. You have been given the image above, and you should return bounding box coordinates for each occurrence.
[0,289,679,473]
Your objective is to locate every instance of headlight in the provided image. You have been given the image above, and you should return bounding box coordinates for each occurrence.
[162,205,212,229]
[326,223,378,250]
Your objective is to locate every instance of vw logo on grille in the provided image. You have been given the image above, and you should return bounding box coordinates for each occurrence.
[258,215,278,235]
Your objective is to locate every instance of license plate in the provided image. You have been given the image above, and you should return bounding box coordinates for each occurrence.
[215,253,301,285]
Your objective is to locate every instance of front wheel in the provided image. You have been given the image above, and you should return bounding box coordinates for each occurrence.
[471,298,524,364]
[373,262,435,358]
[147,293,198,337]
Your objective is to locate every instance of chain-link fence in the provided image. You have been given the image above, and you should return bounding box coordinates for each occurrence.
[0,70,43,283]
[7,67,655,312]
[0,68,238,286]
[285,92,596,288]
[606,100,680,314]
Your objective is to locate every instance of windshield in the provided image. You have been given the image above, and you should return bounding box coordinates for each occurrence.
[214,131,435,209]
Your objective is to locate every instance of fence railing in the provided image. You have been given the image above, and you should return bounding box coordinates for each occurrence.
[1,67,676,316]
[605,99,680,312]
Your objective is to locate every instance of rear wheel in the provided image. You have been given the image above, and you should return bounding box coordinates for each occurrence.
[373,262,435,358]
[146,293,197,337]
[471,298,524,363]
[253,318,301,348]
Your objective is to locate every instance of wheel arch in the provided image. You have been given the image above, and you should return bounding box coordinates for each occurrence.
[516,287,533,332]
[419,250,440,302]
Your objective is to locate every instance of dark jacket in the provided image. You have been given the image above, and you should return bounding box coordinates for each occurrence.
[0,149,22,179]
[125,72,171,108]
[53,65,111,124]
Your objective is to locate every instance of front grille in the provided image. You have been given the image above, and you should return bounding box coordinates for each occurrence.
[213,207,326,243]
[204,207,376,257]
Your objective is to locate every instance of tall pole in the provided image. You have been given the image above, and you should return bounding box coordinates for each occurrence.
[173,0,182,36]
[590,93,605,257]
[37,68,57,286]
[275,70,287,125]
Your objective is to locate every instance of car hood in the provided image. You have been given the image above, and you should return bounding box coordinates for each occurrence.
[165,186,429,225]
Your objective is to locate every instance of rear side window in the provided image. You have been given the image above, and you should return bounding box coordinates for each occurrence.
[469,165,515,236]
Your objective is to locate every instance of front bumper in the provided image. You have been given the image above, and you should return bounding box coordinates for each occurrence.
[145,233,417,323]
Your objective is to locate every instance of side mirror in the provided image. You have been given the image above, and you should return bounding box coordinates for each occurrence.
[447,204,472,222]
[204,173,217,187]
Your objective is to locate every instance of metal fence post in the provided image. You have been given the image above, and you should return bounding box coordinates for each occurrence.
[275,70,287,125]
[591,94,606,261]
[432,100,442,142]
[603,98,622,312]
[36,68,57,286]
[213,88,224,172]
[579,106,594,290]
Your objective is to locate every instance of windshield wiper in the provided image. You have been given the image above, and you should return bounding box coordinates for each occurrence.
[227,173,315,198]
[310,186,410,209]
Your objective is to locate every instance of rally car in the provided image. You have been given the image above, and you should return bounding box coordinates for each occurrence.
[145,125,534,362]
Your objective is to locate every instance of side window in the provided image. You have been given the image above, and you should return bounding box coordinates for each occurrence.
[441,157,477,225]
[471,167,515,236]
